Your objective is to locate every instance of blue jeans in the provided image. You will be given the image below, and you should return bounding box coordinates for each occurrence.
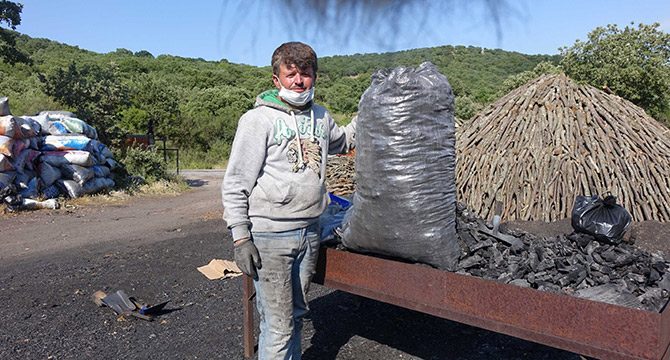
[252,224,320,360]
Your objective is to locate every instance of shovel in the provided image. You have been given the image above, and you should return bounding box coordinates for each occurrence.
[93,290,155,321]
[477,201,524,249]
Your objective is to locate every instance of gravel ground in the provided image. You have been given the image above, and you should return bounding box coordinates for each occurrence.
[0,170,610,359]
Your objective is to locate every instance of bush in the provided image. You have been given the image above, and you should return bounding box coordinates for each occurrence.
[120,147,171,183]
[179,139,230,169]
[455,95,484,120]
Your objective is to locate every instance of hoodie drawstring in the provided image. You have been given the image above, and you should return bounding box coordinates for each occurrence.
[290,110,305,168]
[310,109,316,141]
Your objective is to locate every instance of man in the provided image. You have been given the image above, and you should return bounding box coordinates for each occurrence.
[222,42,356,360]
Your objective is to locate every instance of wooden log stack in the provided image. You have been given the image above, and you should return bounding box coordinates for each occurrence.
[326,154,356,196]
[456,73,670,222]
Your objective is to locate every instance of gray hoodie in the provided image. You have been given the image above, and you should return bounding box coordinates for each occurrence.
[222,89,356,241]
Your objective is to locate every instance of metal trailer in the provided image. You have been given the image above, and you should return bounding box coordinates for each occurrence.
[243,247,670,359]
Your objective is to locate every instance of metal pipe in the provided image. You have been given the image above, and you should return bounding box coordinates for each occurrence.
[243,275,255,358]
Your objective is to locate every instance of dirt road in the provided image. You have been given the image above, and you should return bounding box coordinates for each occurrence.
[0,170,582,359]
[0,170,224,261]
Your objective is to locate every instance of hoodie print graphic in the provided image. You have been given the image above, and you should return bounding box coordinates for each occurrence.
[277,116,324,176]
[298,138,322,175]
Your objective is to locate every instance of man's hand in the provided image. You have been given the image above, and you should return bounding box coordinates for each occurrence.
[234,238,261,279]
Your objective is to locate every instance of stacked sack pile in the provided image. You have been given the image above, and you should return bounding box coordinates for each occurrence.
[0,97,117,201]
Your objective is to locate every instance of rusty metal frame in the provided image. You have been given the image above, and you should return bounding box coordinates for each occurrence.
[243,247,670,359]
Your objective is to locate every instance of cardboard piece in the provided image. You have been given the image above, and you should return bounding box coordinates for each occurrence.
[197,259,242,280]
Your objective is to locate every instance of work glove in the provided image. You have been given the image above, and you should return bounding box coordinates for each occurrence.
[234,238,261,280]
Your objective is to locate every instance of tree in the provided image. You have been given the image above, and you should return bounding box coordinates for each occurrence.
[0,0,30,64]
[181,86,253,150]
[134,50,154,58]
[455,95,483,121]
[5,29,558,167]
[127,75,181,141]
[316,74,370,114]
[560,23,670,120]
[113,48,133,56]
[497,61,562,97]
[39,62,129,144]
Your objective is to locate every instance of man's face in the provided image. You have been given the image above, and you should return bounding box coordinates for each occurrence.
[273,63,315,93]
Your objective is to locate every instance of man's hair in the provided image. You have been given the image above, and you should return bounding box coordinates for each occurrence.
[271,42,318,76]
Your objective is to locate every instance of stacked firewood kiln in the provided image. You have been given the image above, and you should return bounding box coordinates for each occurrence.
[456,73,670,223]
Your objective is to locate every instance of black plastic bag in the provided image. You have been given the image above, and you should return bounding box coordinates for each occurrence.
[0,97,10,116]
[341,62,460,270]
[571,195,632,244]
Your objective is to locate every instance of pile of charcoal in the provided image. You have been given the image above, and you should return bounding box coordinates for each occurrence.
[455,204,670,312]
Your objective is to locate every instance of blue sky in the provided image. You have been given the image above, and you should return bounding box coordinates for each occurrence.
[15,0,670,67]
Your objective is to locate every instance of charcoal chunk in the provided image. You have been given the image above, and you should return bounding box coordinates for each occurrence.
[575,284,644,309]
[453,203,670,312]
[509,279,531,288]
[459,254,485,269]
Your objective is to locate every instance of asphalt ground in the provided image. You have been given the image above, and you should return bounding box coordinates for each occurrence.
[0,170,584,359]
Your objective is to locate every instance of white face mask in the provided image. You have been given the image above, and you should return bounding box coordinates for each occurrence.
[278,84,314,107]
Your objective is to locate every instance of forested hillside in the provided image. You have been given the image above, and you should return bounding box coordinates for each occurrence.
[0,32,558,167]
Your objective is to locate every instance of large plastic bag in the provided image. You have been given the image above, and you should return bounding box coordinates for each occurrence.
[0,135,14,156]
[28,136,39,150]
[15,117,40,138]
[47,121,72,135]
[571,195,632,244]
[57,179,83,198]
[61,117,86,133]
[42,135,91,151]
[61,163,94,185]
[61,117,97,139]
[319,193,352,243]
[11,149,40,172]
[82,177,114,194]
[41,113,97,139]
[0,97,10,116]
[0,115,17,137]
[18,176,39,199]
[0,171,16,189]
[23,114,50,135]
[341,62,460,270]
[38,161,62,187]
[41,184,61,199]
[91,164,111,178]
[16,169,36,187]
[105,158,120,170]
[89,140,113,162]
[39,110,75,118]
[41,150,96,167]
[0,154,14,171]
[58,177,114,198]
[12,138,30,156]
